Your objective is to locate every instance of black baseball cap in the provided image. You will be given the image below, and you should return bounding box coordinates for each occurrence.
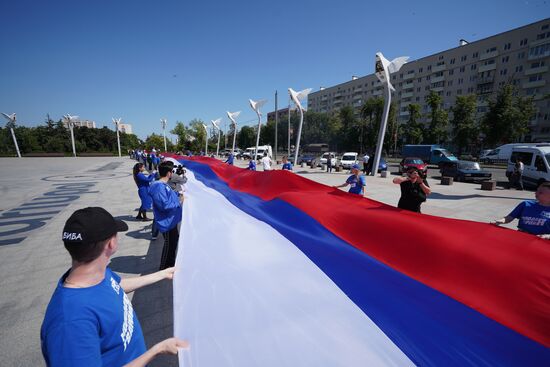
[62,207,128,245]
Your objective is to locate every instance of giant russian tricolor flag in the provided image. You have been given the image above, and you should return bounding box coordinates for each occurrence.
[170,156,550,366]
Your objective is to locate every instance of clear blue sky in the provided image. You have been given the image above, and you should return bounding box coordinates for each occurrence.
[0,0,548,140]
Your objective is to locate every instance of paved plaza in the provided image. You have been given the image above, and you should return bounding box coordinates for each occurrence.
[0,157,532,366]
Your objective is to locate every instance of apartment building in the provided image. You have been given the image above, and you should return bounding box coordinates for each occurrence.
[63,119,96,129]
[308,18,550,142]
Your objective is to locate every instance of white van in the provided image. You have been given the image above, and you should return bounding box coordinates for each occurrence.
[340,152,359,169]
[482,143,546,163]
[507,146,550,188]
[243,145,272,160]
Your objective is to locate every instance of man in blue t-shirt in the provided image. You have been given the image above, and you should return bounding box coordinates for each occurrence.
[334,164,366,195]
[41,207,187,366]
[225,153,235,165]
[281,156,293,171]
[493,182,550,238]
[149,162,184,270]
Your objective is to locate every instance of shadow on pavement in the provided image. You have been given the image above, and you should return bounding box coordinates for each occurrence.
[112,236,178,367]
[429,192,529,201]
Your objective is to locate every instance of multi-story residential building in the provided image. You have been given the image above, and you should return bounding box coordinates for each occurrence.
[63,119,96,129]
[118,123,133,134]
[308,18,550,142]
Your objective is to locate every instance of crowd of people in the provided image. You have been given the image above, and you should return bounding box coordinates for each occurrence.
[40,146,549,366]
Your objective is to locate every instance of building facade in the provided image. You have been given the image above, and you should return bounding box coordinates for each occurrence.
[63,119,96,129]
[118,123,133,134]
[308,18,550,142]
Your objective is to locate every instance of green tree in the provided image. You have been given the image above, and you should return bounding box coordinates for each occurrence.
[425,91,449,144]
[451,94,478,155]
[238,125,256,149]
[404,104,423,144]
[481,84,536,145]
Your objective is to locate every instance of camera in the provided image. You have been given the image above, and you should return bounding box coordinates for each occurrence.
[173,164,186,176]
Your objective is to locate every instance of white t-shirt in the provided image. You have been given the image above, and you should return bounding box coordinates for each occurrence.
[363,155,370,163]
[261,156,272,171]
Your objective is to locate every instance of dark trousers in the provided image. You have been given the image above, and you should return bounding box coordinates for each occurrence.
[160,226,179,270]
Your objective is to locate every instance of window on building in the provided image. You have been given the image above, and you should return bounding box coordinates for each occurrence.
[448,80,453,86]
[425,86,430,91]
[543,24,549,30]
[486,47,497,53]
[501,56,509,63]
[473,52,479,58]
[438,55,444,60]
[531,61,544,68]
[417,87,421,92]
[461,55,467,62]
[515,65,523,72]
[457,89,463,95]
[471,64,477,70]
[520,38,528,46]
[529,74,543,82]
[446,91,451,97]
[460,66,465,72]
[450,58,455,64]
[500,69,508,76]
[449,69,454,75]
[427,65,432,71]
[426,75,431,80]
[504,43,511,50]
[419,67,423,73]
[458,78,464,84]
[529,43,550,59]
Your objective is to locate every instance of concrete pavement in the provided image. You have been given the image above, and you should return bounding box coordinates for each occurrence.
[0,156,532,366]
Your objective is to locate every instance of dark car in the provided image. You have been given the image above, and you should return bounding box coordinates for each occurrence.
[297,154,319,166]
[365,157,388,173]
[399,157,428,174]
[439,160,492,182]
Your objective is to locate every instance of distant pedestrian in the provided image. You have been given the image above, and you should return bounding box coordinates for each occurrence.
[392,167,431,213]
[133,163,155,221]
[362,153,370,174]
[512,158,524,190]
[261,153,272,171]
[492,181,550,239]
[334,164,366,196]
[225,152,234,165]
[247,158,256,171]
[282,156,293,171]
[366,155,374,175]
[326,154,333,173]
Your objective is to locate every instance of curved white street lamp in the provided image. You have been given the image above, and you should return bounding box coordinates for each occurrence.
[112,118,122,157]
[288,87,312,166]
[201,123,209,155]
[211,118,222,157]
[372,52,409,176]
[249,98,267,161]
[160,118,168,152]
[63,114,79,157]
[1,112,21,157]
[226,111,241,154]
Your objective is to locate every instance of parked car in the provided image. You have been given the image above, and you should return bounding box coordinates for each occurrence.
[439,160,492,182]
[377,157,388,173]
[399,157,428,174]
[506,146,550,188]
[297,154,319,166]
[319,152,339,167]
[480,143,549,164]
[340,152,359,169]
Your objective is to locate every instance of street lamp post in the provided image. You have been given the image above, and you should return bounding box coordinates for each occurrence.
[112,118,122,157]
[288,87,312,166]
[226,111,241,154]
[211,118,222,157]
[63,114,78,157]
[1,113,21,157]
[249,99,268,161]
[160,118,168,152]
[372,52,409,176]
[201,123,209,155]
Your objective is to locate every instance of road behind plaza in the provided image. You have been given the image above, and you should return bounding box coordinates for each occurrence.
[0,157,531,366]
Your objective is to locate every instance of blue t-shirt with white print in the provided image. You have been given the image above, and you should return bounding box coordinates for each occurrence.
[41,268,146,366]
[508,200,550,235]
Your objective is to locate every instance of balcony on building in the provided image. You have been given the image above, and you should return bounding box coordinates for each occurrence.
[430,86,444,92]
[353,86,363,93]
[403,72,416,80]
[333,99,344,106]
[353,100,363,108]
[432,64,446,73]
[401,91,414,98]
[479,50,499,61]
[522,79,546,89]
[403,80,414,88]
[334,92,342,98]
[399,110,410,116]
[478,63,497,73]
[399,100,411,108]
[525,65,549,75]
[431,75,445,83]
[477,75,495,84]
[372,88,383,96]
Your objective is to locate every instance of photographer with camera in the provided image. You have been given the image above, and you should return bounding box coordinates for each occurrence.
[393,167,431,213]
[149,162,184,270]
